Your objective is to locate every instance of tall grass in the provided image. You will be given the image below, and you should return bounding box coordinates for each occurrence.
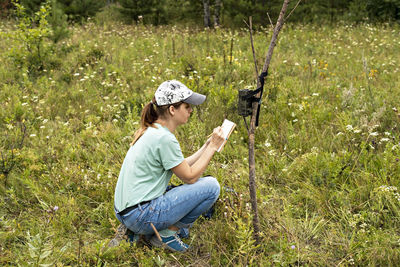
[1,18,400,265]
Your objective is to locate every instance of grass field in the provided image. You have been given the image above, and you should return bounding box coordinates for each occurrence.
[1,17,400,265]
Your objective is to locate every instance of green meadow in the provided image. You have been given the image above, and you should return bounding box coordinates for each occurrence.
[1,14,400,265]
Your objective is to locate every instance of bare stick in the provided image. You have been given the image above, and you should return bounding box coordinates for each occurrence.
[172,38,176,56]
[150,223,162,242]
[243,19,250,28]
[247,0,291,245]
[244,17,259,79]
[286,0,302,20]
[248,17,259,79]
[267,12,274,28]
[229,35,234,65]
[19,123,26,147]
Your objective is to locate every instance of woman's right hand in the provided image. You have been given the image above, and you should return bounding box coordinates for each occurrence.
[209,126,225,151]
[173,126,226,184]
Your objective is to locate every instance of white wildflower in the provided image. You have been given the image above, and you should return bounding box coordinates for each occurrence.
[369,144,375,150]
[311,147,319,153]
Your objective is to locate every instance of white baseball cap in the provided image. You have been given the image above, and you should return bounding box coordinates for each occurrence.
[154,80,206,106]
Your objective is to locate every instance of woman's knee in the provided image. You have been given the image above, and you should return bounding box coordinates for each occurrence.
[200,176,220,198]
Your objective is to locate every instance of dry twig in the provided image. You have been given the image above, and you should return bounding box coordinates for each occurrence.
[247,0,291,244]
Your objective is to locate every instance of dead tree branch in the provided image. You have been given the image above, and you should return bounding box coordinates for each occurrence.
[247,0,291,245]
[267,13,274,28]
[286,0,302,20]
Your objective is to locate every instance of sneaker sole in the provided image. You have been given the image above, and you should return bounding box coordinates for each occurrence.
[108,224,128,248]
[150,236,186,252]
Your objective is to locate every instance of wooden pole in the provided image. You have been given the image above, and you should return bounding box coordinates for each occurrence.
[150,223,162,242]
[247,0,291,244]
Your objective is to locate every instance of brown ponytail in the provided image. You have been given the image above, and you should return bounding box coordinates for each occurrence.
[130,97,183,146]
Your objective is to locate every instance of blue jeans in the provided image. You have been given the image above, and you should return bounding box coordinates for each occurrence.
[115,176,220,235]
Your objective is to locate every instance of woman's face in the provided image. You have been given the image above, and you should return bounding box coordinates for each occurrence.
[173,103,193,125]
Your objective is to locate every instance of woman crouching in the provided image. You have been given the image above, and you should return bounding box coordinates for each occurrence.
[113,80,225,252]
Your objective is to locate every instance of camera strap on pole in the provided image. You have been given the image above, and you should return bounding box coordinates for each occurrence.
[255,70,268,127]
[238,70,268,129]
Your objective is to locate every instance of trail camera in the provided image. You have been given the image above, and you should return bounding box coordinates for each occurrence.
[238,71,268,127]
[238,89,255,117]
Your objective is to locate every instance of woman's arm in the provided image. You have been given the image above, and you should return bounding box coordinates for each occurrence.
[172,127,225,184]
[185,137,211,166]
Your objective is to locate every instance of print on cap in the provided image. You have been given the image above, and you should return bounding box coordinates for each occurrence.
[155,80,193,106]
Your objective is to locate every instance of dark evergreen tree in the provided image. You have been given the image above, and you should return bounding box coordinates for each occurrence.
[117,0,167,25]
[48,0,69,43]
[365,0,400,21]
[58,0,106,22]
[19,0,46,14]
[222,0,282,27]
[17,0,105,21]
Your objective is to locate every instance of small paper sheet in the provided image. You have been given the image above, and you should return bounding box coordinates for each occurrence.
[217,119,236,152]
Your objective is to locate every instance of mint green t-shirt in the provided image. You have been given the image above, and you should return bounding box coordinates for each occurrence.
[114,124,184,212]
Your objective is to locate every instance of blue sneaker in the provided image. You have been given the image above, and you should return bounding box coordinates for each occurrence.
[178,228,189,239]
[150,232,189,252]
[127,229,139,243]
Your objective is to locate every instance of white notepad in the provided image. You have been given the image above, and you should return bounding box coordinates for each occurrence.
[217,119,236,152]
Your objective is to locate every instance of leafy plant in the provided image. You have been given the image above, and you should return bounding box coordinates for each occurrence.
[3,0,53,76]
[20,231,70,267]
[0,122,26,187]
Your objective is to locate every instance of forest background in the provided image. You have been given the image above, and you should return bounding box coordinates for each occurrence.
[1,0,400,266]
[1,0,400,27]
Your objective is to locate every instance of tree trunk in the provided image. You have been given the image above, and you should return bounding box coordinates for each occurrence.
[202,0,211,28]
[248,0,291,245]
[0,0,11,16]
[213,0,222,27]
